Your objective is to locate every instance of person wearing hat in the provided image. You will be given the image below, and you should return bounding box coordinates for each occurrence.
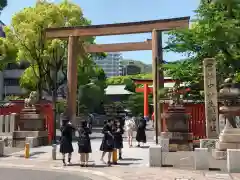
[59,118,75,166]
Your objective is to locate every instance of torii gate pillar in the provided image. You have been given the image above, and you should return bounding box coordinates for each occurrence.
[66,36,79,125]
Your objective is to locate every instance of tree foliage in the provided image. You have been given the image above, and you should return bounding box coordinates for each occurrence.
[126,93,153,116]
[0,0,7,14]
[1,0,95,98]
[78,67,107,113]
[106,73,152,85]
[166,0,240,87]
[0,0,107,113]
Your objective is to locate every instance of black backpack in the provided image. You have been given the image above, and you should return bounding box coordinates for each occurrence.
[78,129,88,146]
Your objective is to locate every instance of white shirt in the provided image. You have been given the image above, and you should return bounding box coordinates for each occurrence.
[125,118,135,131]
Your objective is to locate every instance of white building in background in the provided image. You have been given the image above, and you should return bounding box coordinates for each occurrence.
[0,21,27,100]
[94,52,122,77]
[0,63,28,100]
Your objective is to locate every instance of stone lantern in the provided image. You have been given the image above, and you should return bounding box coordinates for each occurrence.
[214,78,240,159]
[161,84,193,151]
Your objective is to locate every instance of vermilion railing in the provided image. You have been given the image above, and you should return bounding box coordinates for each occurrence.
[0,100,54,144]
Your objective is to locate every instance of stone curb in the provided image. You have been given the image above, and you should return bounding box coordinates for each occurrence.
[0,163,123,180]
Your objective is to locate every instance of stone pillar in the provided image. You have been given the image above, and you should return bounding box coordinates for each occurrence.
[4,115,10,133]
[0,140,4,157]
[0,115,3,133]
[66,36,79,125]
[149,145,162,167]
[227,149,240,173]
[9,113,16,132]
[203,58,219,138]
[194,148,209,170]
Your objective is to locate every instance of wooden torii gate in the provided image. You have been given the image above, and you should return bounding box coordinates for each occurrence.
[45,17,190,142]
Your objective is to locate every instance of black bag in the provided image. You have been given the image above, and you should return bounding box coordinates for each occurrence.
[78,132,88,147]
[106,137,114,147]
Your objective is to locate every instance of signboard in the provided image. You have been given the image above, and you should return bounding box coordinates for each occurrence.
[203,58,219,138]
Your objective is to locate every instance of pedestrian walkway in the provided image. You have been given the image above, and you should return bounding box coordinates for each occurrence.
[4,140,150,167]
[0,140,240,180]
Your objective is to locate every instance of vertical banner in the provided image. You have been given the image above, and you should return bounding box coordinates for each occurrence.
[203,58,219,138]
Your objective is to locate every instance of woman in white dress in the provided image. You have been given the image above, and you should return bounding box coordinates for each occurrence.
[125,117,136,147]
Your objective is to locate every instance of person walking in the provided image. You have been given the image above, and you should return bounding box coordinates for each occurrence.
[100,119,114,166]
[77,120,92,167]
[124,116,136,147]
[60,119,75,166]
[112,120,124,160]
[136,117,147,147]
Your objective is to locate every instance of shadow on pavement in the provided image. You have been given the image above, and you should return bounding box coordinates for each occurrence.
[67,161,137,167]
[115,162,137,166]
[15,151,47,158]
[67,163,108,168]
[1,154,11,158]
[120,158,142,161]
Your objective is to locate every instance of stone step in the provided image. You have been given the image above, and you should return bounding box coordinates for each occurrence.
[19,114,43,119]
[216,141,240,150]
[219,133,240,143]
[212,149,227,160]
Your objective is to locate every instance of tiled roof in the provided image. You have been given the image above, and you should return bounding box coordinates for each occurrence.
[105,85,133,95]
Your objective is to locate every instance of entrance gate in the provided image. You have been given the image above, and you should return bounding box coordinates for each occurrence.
[45,17,190,142]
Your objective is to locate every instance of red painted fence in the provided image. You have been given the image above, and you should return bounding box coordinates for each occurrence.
[0,100,54,143]
[163,103,206,140]
[0,101,206,141]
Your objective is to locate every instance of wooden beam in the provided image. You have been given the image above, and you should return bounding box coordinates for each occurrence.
[85,40,152,52]
[45,17,190,38]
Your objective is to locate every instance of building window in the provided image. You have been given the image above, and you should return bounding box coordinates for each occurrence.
[19,61,30,69]
[5,61,29,70]
[4,78,20,86]
[5,63,19,70]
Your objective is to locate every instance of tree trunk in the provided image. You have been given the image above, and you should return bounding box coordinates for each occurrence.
[38,70,44,100]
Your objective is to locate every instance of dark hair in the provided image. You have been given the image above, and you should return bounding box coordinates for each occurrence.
[62,120,68,126]
[81,121,87,128]
[107,119,112,123]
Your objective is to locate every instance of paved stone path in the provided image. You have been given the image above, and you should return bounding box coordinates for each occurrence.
[1,140,240,180]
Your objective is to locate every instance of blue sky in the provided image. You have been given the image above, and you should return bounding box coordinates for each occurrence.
[1,0,200,64]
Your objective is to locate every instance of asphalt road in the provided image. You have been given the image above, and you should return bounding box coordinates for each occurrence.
[0,168,93,180]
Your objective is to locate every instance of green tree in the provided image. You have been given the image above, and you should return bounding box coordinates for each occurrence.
[0,0,7,14]
[126,93,153,116]
[77,67,107,113]
[106,73,152,85]
[166,0,240,86]
[2,0,94,98]
[0,37,17,70]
